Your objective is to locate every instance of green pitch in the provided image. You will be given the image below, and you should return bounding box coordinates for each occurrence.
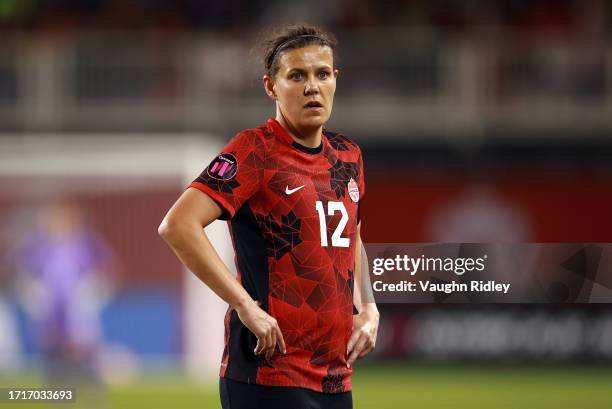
[3,364,611,408]
[351,364,612,409]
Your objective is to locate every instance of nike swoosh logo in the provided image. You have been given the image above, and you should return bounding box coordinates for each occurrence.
[285,185,305,195]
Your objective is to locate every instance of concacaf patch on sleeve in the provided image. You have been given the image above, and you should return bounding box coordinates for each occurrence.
[206,153,238,180]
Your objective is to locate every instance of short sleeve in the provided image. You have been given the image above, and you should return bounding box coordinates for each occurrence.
[357,147,365,201]
[189,130,265,220]
[355,146,365,225]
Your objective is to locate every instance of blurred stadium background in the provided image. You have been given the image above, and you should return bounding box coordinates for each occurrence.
[0,0,611,408]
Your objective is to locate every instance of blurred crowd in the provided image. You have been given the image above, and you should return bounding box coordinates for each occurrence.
[0,0,609,35]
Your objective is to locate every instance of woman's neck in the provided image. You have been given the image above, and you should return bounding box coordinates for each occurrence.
[276,112,322,148]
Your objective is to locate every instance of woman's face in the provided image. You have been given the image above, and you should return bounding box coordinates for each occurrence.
[264,45,338,132]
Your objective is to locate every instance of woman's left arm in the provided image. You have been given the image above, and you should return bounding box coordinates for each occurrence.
[347,222,380,367]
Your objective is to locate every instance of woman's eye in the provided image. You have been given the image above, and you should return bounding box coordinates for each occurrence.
[318,71,330,79]
[290,72,302,80]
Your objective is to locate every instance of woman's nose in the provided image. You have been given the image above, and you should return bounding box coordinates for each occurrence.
[304,77,319,95]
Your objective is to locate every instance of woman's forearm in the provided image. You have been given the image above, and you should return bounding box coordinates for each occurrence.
[159,221,254,310]
[353,228,378,314]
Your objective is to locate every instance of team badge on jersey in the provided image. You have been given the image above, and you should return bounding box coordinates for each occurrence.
[348,178,359,202]
[207,153,238,180]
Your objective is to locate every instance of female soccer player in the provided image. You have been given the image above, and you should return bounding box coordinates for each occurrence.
[159,23,379,409]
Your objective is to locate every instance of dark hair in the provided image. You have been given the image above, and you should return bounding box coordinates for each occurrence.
[259,23,338,78]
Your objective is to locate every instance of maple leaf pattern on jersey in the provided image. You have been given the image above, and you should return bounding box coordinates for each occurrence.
[328,159,359,199]
[325,131,357,151]
[322,366,346,393]
[258,210,302,260]
[198,173,240,194]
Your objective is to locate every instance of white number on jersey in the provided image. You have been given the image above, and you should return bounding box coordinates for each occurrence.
[315,201,350,248]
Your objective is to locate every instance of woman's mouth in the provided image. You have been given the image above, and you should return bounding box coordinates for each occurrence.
[304,101,324,110]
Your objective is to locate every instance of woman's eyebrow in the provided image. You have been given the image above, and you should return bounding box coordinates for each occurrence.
[287,65,332,73]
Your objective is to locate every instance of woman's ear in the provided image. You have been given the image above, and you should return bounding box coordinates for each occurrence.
[333,68,339,79]
[262,75,276,100]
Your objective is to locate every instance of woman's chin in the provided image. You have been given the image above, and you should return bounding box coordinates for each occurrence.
[298,114,328,129]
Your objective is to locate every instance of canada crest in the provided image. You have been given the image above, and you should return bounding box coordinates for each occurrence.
[348,178,359,202]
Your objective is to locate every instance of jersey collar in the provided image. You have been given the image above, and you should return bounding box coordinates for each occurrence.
[267,118,324,155]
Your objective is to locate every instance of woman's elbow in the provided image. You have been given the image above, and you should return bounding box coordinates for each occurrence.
[158,215,190,244]
[157,218,172,240]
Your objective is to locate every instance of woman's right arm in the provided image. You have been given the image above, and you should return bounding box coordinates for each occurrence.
[158,187,286,359]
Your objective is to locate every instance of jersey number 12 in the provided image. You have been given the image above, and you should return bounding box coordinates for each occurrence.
[315,201,349,248]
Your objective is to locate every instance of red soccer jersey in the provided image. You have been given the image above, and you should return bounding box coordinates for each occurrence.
[189,118,365,393]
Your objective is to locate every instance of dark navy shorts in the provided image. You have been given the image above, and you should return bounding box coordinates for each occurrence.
[220,377,353,409]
